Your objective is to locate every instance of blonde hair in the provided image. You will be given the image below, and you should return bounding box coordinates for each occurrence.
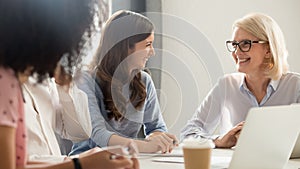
[233,13,289,80]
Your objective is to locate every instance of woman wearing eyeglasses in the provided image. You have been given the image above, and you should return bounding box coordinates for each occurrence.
[181,13,300,148]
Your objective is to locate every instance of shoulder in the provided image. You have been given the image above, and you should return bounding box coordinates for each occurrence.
[24,78,51,101]
[279,72,300,88]
[140,70,153,85]
[75,70,95,85]
[282,72,300,81]
[141,70,152,79]
[0,67,19,95]
[0,67,20,127]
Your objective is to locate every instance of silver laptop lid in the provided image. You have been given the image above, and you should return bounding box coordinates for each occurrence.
[229,105,300,169]
[291,135,300,159]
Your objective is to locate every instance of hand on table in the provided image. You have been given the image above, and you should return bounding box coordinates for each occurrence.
[80,149,139,169]
[213,121,244,148]
[145,132,179,153]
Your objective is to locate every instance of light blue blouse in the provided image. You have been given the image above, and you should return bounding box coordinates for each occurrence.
[181,72,300,141]
[73,70,167,151]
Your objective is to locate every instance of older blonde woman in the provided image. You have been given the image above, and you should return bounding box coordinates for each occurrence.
[181,13,300,148]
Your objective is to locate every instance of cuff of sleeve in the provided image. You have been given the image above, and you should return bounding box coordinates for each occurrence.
[192,134,220,140]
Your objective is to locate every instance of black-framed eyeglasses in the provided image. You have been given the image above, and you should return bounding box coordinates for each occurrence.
[226,40,269,52]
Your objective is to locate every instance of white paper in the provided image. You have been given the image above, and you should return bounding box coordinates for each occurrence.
[151,156,231,165]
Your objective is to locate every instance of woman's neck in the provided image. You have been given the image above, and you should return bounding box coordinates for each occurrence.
[17,72,29,84]
[245,74,271,104]
[17,66,33,84]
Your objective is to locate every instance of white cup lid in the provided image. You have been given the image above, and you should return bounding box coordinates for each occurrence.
[182,137,215,149]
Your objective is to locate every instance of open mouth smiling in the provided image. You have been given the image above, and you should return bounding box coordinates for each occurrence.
[238,57,251,63]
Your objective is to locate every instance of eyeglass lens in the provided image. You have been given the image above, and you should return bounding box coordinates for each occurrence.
[227,40,251,52]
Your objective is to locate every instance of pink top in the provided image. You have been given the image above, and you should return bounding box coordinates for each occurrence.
[0,67,26,166]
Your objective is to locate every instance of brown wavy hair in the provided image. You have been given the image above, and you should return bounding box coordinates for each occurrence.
[91,10,154,120]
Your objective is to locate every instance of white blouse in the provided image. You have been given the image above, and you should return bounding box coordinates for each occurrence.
[24,77,91,162]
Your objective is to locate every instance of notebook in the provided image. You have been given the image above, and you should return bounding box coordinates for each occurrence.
[228,105,300,169]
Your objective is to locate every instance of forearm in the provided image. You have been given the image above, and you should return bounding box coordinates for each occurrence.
[24,160,74,169]
[146,131,163,137]
[108,134,156,153]
[28,155,67,163]
[108,134,128,146]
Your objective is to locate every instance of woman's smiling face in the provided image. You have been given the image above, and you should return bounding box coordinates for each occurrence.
[127,32,155,72]
[231,27,270,76]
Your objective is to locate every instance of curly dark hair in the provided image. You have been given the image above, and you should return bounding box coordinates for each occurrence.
[0,0,103,81]
[91,10,154,121]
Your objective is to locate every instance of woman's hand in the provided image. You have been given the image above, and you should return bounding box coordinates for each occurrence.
[80,150,139,169]
[145,132,179,153]
[213,121,244,148]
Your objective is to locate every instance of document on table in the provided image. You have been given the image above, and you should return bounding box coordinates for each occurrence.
[151,157,183,163]
[151,156,231,166]
[137,147,184,159]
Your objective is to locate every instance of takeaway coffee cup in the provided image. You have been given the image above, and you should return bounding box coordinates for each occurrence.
[182,138,215,169]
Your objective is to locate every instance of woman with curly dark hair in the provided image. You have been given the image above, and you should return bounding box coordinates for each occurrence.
[0,0,138,169]
[73,10,178,154]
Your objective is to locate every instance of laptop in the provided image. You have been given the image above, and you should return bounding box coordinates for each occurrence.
[228,105,300,169]
[290,135,300,159]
